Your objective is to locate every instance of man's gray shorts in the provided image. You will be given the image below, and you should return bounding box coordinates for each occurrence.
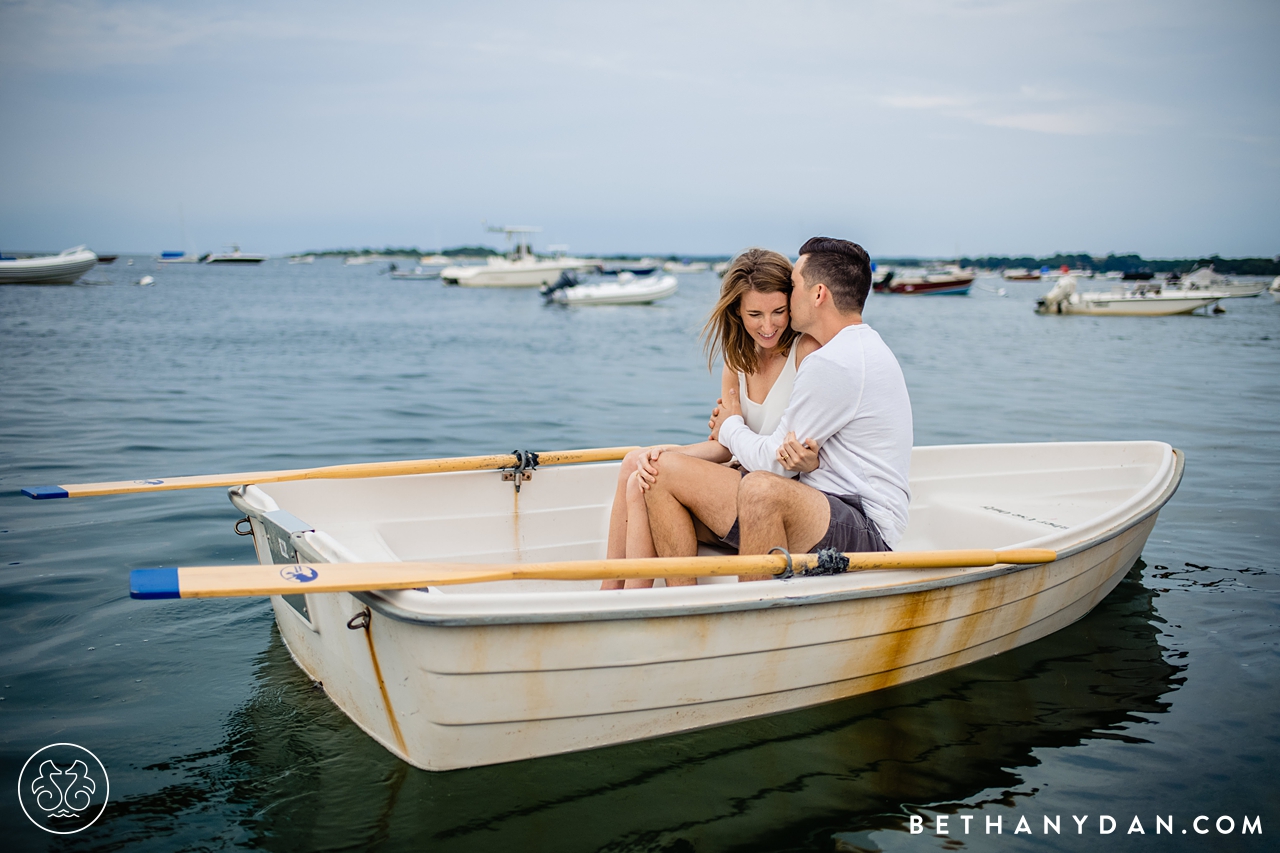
[720,491,890,553]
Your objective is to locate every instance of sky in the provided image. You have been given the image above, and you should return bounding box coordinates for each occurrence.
[1,0,1277,258]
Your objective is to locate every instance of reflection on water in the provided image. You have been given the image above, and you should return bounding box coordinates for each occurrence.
[95,562,1181,852]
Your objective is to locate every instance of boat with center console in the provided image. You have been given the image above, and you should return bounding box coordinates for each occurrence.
[441,226,598,287]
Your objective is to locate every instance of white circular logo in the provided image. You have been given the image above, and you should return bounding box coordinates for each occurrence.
[17,743,109,834]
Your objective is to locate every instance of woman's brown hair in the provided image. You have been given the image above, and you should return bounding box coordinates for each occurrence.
[702,248,797,376]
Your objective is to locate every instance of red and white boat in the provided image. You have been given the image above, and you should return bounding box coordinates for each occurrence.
[875,266,975,295]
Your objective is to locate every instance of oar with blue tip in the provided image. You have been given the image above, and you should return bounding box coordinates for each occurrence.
[22,485,70,500]
[22,446,638,499]
[128,549,1059,600]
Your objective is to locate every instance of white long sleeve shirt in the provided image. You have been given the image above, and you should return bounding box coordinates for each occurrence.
[718,323,913,548]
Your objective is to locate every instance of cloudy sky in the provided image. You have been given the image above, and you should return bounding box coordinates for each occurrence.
[1,0,1276,257]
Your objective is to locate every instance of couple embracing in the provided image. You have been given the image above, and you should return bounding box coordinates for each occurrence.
[604,237,913,588]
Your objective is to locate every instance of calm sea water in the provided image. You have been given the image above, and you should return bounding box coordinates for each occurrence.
[1,259,1277,852]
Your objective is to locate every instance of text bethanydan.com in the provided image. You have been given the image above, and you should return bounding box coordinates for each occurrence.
[908,813,1260,837]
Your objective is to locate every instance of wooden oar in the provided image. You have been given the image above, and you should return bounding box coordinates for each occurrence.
[130,548,1058,599]
[22,446,638,500]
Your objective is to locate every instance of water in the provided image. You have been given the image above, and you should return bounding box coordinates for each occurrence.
[1,260,1277,851]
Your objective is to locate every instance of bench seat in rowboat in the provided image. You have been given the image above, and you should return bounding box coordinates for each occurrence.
[228,440,1182,770]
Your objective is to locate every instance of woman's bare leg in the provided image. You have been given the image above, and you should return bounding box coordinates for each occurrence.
[623,471,657,588]
[601,450,643,589]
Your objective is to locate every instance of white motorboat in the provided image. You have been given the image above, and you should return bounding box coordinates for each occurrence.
[662,260,709,273]
[0,246,99,285]
[543,272,678,305]
[1270,276,1280,303]
[388,263,444,280]
[222,439,1182,771]
[1170,266,1266,298]
[441,226,596,287]
[204,244,267,264]
[1036,277,1223,316]
[288,255,316,264]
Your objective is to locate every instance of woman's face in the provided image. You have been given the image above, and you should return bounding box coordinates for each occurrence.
[739,289,790,350]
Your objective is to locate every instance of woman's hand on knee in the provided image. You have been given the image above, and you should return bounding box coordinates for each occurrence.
[636,446,666,482]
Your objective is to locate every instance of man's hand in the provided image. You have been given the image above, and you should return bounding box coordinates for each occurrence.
[710,387,742,442]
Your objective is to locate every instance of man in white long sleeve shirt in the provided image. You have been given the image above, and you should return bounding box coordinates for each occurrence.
[644,237,913,578]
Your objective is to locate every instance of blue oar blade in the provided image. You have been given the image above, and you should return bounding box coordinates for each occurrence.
[130,568,181,600]
[22,486,69,500]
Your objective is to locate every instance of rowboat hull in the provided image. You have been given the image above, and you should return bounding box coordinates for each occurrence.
[230,441,1182,771]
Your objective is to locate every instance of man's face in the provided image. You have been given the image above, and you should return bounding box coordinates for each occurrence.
[790,255,814,333]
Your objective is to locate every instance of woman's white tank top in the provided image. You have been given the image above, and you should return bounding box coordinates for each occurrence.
[739,344,798,436]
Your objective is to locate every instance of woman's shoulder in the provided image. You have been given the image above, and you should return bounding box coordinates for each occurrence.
[793,333,821,366]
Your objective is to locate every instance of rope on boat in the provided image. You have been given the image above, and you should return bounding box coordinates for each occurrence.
[507,450,540,493]
[808,549,851,576]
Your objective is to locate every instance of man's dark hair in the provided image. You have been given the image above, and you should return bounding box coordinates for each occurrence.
[798,237,872,313]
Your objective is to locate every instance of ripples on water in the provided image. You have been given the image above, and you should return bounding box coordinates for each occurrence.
[1,259,1277,851]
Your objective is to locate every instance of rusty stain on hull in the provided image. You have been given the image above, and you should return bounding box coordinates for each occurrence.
[362,616,408,755]
[512,484,522,562]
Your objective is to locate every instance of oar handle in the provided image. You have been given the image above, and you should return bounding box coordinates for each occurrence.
[131,549,1058,599]
[24,446,639,499]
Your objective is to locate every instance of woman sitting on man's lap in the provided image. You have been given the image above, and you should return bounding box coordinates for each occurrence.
[602,248,822,589]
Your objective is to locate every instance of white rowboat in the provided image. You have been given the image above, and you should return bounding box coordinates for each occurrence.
[226,440,1182,771]
[0,246,99,285]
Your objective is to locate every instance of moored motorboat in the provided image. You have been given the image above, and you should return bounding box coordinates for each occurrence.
[1002,268,1041,281]
[1036,276,1223,316]
[388,263,445,280]
[205,244,267,264]
[662,260,709,273]
[220,439,1181,771]
[156,251,201,264]
[0,246,99,285]
[875,266,974,295]
[543,271,678,305]
[1168,266,1265,298]
[441,225,598,287]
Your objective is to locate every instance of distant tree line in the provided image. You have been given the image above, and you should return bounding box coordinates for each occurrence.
[951,253,1280,276]
[307,246,502,258]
